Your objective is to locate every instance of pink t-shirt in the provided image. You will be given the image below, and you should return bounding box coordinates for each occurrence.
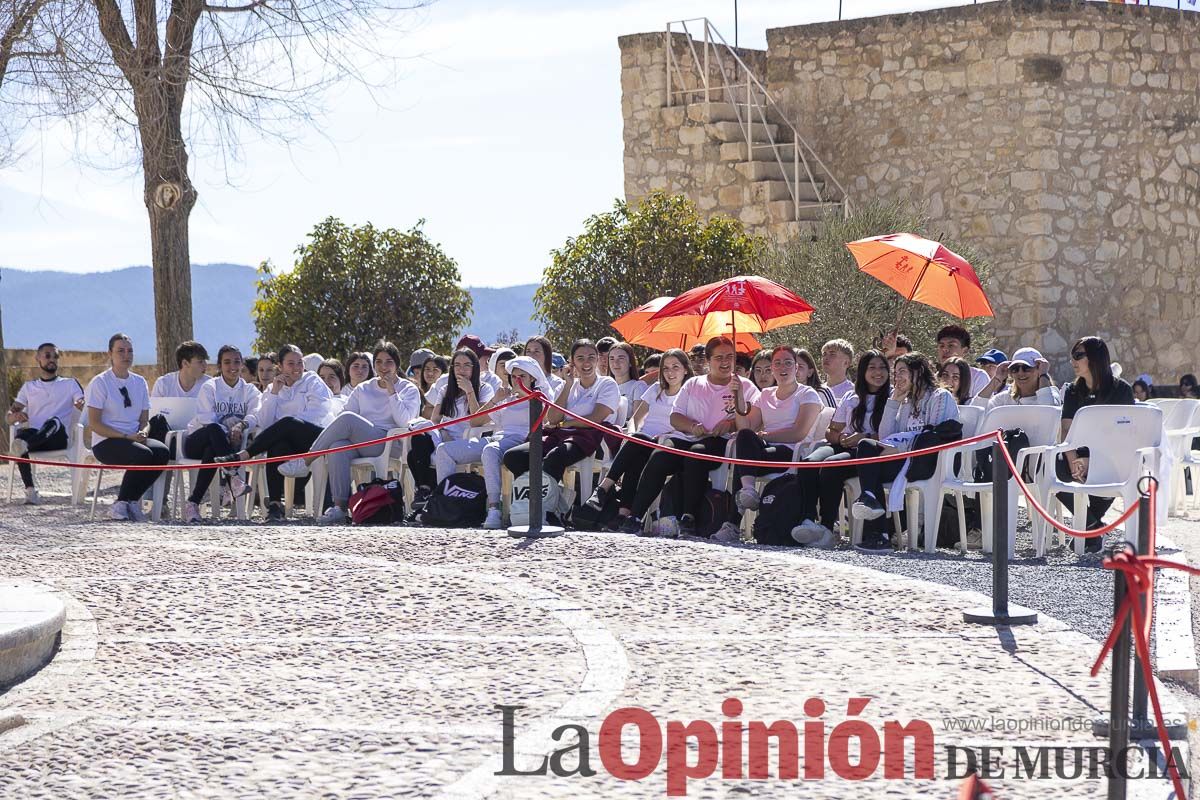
[671,375,761,440]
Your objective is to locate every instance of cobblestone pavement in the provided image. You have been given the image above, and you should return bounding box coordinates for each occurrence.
[0,477,1185,799]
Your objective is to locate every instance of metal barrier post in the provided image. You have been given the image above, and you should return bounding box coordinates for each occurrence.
[1131,488,1151,736]
[508,393,564,539]
[1106,544,1133,800]
[964,441,1038,625]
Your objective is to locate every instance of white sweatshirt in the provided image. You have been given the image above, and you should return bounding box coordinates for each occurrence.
[188,377,262,435]
[257,371,334,429]
[345,378,422,429]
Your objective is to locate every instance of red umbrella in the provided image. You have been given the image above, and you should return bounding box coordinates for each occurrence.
[645,276,814,346]
[845,233,993,329]
[612,297,763,353]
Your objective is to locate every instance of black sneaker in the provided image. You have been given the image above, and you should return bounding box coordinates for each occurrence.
[214,453,243,465]
[1084,534,1104,553]
[854,534,891,554]
[618,516,643,535]
[584,485,610,511]
[678,514,696,537]
[265,502,285,523]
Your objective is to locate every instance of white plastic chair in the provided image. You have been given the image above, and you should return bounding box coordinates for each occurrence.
[6,409,83,503]
[1036,404,1163,553]
[172,428,252,522]
[149,398,198,522]
[1161,400,1200,516]
[936,405,1062,556]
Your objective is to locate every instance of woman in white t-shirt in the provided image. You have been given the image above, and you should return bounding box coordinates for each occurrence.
[731,346,822,515]
[479,356,553,529]
[583,348,693,528]
[607,342,643,415]
[433,348,516,492]
[406,348,494,498]
[85,333,170,522]
[792,349,892,546]
[522,335,564,398]
[619,336,760,537]
[502,339,619,495]
[342,352,374,397]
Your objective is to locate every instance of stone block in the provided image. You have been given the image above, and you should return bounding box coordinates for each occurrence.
[678,126,707,146]
[1011,170,1042,191]
[1008,30,1049,57]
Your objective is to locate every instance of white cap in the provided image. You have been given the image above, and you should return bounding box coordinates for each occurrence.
[1009,347,1046,369]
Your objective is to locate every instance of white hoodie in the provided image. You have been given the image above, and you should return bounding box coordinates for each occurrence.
[345,377,422,429]
[257,370,334,428]
[188,376,262,435]
[488,356,549,438]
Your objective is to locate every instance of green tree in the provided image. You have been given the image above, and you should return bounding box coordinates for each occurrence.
[253,217,472,360]
[534,192,764,344]
[757,199,994,359]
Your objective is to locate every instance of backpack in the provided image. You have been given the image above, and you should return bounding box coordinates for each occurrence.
[348,478,406,526]
[508,472,564,528]
[752,475,807,546]
[420,473,488,527]
[695,489,735,538]
[973,428,1032,483]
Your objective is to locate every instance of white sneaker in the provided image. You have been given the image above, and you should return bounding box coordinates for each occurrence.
[654,516,680,538]
[483,508,503,529]
[108,500,130,521]
[792,520,836,548]
[318,506,347,525]
[23,487,40,506]
[126,502,149,523]
[10,438,28,457]
[183,501,201,524]
[711,521,743,544]
[278,459,310,478]
[221,474,251,507]
[735,487,761,512]
[851,494,886,521]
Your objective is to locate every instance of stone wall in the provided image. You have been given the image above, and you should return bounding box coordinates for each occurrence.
[620,0,1200,380]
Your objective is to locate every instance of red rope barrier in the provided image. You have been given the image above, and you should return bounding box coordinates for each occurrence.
[0,394,534,472]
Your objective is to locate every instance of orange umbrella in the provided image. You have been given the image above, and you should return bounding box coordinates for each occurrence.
[846,233,993,328]
[643,276,813,349]
[612,297,763,353]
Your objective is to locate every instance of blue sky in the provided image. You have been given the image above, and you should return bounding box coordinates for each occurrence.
[0,0,1143,287]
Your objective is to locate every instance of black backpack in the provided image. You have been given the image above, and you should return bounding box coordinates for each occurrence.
[420,473,488,527]
[974,428,1032,483]
[695,489,735,538]
[752,475,807,546]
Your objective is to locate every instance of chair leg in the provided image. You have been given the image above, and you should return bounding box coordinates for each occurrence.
[284,477,295,517]
[956,492,971,553]
[6,462,14,503]
[1072,491,1087,554]
[89,470,102,521]
[904,489,919,551]
[501,467,513,524]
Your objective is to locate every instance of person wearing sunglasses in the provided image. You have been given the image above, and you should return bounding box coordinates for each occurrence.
[85,333,169,521]
[1055,336,1135,549]
[971,347,1061,409]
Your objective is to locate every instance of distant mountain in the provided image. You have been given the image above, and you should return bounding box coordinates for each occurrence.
[0,264,540,359]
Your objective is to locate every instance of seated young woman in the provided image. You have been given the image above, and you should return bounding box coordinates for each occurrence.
[792,349,891,548]
[476,356,552,529]
[607,341,643,417]
[522,335,564,397]
[970,347,1061,409]
[849,352,959,553]
[273,342,421,524]
[796,348,836,408]
[584,348,693,528]
[415,354,448,418]
[181,345,261,523]
[256,354,277,392]
[618,336,760,537]
[407,348,495,499]
[318,359,348,412]
[215,344,334,523]
[430,348,516,487]
[86,333,170,522]
[721,345,823,542]
[751,349,774,391]
[241,356,259,389]
[938,356,974,405]
[502,339,620,509]
[343,352,374,397]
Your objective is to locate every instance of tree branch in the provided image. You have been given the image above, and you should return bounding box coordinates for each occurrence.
[202,0,267,12]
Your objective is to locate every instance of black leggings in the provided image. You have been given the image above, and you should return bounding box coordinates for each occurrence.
[92,437,171,502]
[407,433,436,490]
[246,417,322,503]
[630,436,727,519]
[604,434,657,510]
[732,429,796,485]
[503,438,592,483]
[1054,453,1115,527]
[799,444,855,529]
[183,423,235,504]
[15,419,68,488]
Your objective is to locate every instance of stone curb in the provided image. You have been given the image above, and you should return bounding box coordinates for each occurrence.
[0,581,66,690]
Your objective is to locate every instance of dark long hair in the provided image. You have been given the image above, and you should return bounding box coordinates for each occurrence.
[608,341,640,382]
[851,350,890,434]
[523,335,554,377]
[1071,336,1114,396]
[939,356,973,404]
[440,348,481,418]
[895,352,939,408]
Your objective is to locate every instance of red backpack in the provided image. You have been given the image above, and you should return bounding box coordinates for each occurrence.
[348,479,406,525]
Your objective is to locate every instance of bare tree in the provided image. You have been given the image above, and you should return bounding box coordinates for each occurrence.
[1,0,424,371]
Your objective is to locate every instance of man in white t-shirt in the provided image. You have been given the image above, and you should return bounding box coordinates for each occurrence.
[6,343,85,504]
[152,341,211,400]
[821,338,856,403]
[936,324,990,397]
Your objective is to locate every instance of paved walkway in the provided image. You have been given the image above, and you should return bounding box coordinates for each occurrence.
[0,495,1183,798]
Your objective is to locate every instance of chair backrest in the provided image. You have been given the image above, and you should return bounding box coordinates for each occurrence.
[1064,404,1162,484]
[978,404,1062,448]
[807,406,836,442]
[614,396,630,429]
[1161,398,1198,432]
[150,397,198,432]
[956,405,984,438]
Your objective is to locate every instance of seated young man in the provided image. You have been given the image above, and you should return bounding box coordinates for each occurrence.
[935,325,989,397]
[6,343,85,504]
[820,339,855,402]
[152,341,211,399]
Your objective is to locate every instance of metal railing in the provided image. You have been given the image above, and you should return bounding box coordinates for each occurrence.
[664,17,851,223]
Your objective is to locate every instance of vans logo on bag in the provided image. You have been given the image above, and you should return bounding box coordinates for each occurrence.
[762,495,775,505]
[444,485,481,500]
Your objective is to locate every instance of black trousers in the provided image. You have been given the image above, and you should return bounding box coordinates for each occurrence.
[246,417,322,503]
[732,429,796,485]
[799,444,856,529]
[183,423,236,504]
[605,433,656,510]
[1054,452,1115,527]
[92,437,170,501]
[630,436,727,519]
[407,433,436,490]
[503,439,591,483]
[15,419,68,488]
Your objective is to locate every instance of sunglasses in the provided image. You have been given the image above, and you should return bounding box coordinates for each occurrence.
[1009,364,1035,373]
[118,386,132,408]
[1071,351,1087,361]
